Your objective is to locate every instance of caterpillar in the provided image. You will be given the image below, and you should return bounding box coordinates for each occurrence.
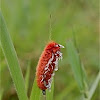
[36,41,64,95]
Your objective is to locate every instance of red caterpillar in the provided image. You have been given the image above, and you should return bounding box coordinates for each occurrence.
[36,41,64,95]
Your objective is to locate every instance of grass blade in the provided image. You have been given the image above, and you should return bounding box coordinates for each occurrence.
[30,77,41,100]
[0,11,28,100]
[66,40,87,91]
[46,78,54,100]
[25,61,31,92]
[88,71,100,100]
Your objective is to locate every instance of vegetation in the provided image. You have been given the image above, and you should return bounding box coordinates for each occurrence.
[0,0,99,100]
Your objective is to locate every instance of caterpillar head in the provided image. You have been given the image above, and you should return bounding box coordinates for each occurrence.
[46,41,64,53]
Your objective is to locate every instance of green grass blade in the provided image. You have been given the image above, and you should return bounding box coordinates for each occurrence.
[88,71,100,100]
[46,78,54,100]
[25,61,31,92]
[30,77,41,100]
[0,11,28,100]
[66,40,87,91]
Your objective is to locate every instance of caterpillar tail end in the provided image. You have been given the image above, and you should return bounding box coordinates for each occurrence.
[42,90,46,95]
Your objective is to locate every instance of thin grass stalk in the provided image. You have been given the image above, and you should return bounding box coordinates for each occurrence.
[25,61,31,92]
[88,71,100,100]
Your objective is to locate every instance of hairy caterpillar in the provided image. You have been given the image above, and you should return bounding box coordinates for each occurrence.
[36,41,64,95]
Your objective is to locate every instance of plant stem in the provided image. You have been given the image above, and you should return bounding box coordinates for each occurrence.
[88,71,100,100]
[83,71,100,100]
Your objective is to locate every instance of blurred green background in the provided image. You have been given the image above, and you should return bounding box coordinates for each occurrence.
[0,0,99,100]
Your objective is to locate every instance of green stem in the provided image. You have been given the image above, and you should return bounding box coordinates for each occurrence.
[88,71,100,100]
[25,61,31,92]
[83,71,100,100]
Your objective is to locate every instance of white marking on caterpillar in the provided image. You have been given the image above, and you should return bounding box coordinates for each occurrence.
[46,78,52,91]
[43,46,63,90]
[55,44,65,48]
[56,51,63,60]
[51,64,53,69]
[44,70,48,74]
[44,53,54,70]
[40,75,44,82]
[54,57,58,71]
[58,44,65,48]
